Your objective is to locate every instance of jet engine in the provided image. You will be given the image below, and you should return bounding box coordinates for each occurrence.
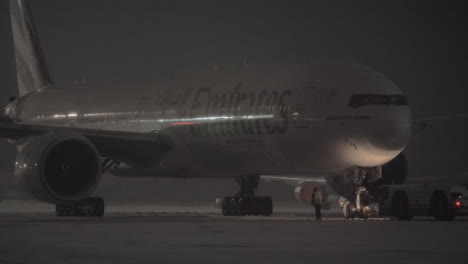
[295,182,317,203]
[15,132,102,204]
[294,182,330,210]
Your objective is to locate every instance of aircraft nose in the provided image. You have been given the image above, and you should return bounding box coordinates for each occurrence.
[370,120,411,152]
[368,107,412,152]
[342,107,412,168]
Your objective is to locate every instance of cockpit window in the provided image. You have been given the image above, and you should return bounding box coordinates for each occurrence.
[348,94,408,108]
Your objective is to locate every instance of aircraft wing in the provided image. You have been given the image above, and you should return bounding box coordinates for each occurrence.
[413,112,468,130]
[406,171,468,185]
[261,175,326,186]
[0,115,172,164]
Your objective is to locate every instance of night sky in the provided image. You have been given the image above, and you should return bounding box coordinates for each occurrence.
[1,0,467,179]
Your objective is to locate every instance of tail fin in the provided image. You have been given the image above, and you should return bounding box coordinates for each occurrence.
[10,0,52,96]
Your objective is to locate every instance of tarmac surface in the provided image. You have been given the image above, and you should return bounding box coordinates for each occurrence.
[1,212,468,264]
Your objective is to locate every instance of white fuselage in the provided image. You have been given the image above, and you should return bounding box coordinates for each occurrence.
[5,62,412,178]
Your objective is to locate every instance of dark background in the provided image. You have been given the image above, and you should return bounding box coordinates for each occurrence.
[0,1,467,202]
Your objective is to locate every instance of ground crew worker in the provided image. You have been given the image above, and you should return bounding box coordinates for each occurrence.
[311,187,323,220]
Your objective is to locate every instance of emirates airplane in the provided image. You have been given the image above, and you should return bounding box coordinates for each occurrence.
[1,0,466,218]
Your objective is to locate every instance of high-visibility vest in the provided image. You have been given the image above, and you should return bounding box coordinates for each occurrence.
[312,191,323,205]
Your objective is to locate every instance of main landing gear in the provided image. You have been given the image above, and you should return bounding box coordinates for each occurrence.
[56,197,105,217]
[221,175,273,216]
[55,159,117,218]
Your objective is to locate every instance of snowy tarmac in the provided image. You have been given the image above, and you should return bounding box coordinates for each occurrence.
[1,212,467,264]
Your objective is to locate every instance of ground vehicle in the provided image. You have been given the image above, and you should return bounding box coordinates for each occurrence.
[341,184,467,220]
[377,184,467,220]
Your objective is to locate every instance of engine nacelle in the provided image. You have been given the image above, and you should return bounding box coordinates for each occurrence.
[294,181,328,203]
[294,182,315,203]
[15,132,102,204]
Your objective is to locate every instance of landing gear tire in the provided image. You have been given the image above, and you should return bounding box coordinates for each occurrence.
[343,200,356,219]
[221,175,273,216]
[431,192,454,221]
[221,196,273,216]
[56,197,105,217]
[392,191,411,220]
[229,197,238,216]
[92,197,105,217]
[222,197,232,216]
[237,197,249,216]
[56,209,69,217]
[259,197,273,216]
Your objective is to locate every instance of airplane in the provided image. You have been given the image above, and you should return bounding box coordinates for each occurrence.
[1,0,467,218]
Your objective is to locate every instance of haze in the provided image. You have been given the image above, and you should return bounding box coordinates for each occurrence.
[0,0,467,178]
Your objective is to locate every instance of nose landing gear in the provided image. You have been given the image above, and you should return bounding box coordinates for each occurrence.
[221,175,273,216]
[343,167,380,219]
[56,197,105,217]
